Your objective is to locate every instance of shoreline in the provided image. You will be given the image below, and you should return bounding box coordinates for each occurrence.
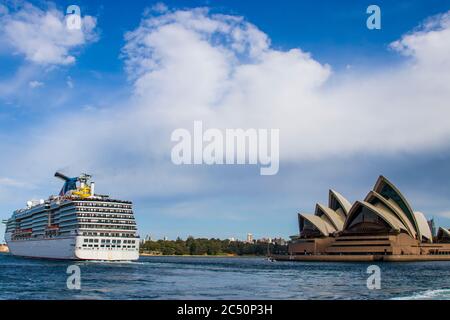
[139,253,265,258]
[271,254,450,262]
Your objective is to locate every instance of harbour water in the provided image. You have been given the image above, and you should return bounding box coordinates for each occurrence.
[0,253,449,300]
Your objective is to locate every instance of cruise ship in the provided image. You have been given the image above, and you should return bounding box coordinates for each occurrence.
[2,172,139,261]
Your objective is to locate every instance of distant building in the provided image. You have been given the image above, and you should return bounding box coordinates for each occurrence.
[228,237,236,242]
[272,238,287,246]
[140,234,153,244]
[246,233,254,243]
[256,237,287,245]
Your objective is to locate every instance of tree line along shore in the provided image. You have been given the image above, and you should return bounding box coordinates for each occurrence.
[140,237,288,256]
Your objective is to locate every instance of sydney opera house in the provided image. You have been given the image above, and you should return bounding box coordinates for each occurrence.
[275,176,450,261]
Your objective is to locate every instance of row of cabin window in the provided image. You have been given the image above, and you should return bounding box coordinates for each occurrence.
[82,231,136,238]
[77,202,131,209]
[77,208,132,213]
[79,224,136,230]
[83,238,136,244]
[81,244,137,249]
[78,218,136,225]
[78,213,134,219]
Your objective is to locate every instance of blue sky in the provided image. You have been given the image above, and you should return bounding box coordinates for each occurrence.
[1,0,450,241]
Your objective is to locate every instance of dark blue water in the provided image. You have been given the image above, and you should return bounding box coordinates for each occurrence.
[0,253,449,300]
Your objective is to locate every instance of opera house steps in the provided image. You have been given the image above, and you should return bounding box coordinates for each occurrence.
[271,253,450,262]
[325,234,418,255]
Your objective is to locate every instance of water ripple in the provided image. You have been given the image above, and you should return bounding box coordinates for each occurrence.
[1,254,450,300]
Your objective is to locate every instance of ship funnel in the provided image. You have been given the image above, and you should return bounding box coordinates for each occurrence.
[55,172,70,181]
[54,172,78,196]
[90,182,95,196]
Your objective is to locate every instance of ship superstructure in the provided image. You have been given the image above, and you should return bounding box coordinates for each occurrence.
[3,172,139,260]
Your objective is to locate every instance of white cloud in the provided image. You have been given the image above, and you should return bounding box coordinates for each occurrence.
[28,80,44,88]
[120,7,450,161]
[2,7,450,200]
[0,177,32,188]
[150,2,169,14]
[0,2,98,66]
[390,11,450,69]
[436,211,450,219]
[66,76,74,88]
[0,65,38,97]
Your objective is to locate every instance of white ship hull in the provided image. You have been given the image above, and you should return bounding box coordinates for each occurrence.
[5,233,139,261]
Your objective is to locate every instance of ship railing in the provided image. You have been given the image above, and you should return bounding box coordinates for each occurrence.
[13,229,33,235]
